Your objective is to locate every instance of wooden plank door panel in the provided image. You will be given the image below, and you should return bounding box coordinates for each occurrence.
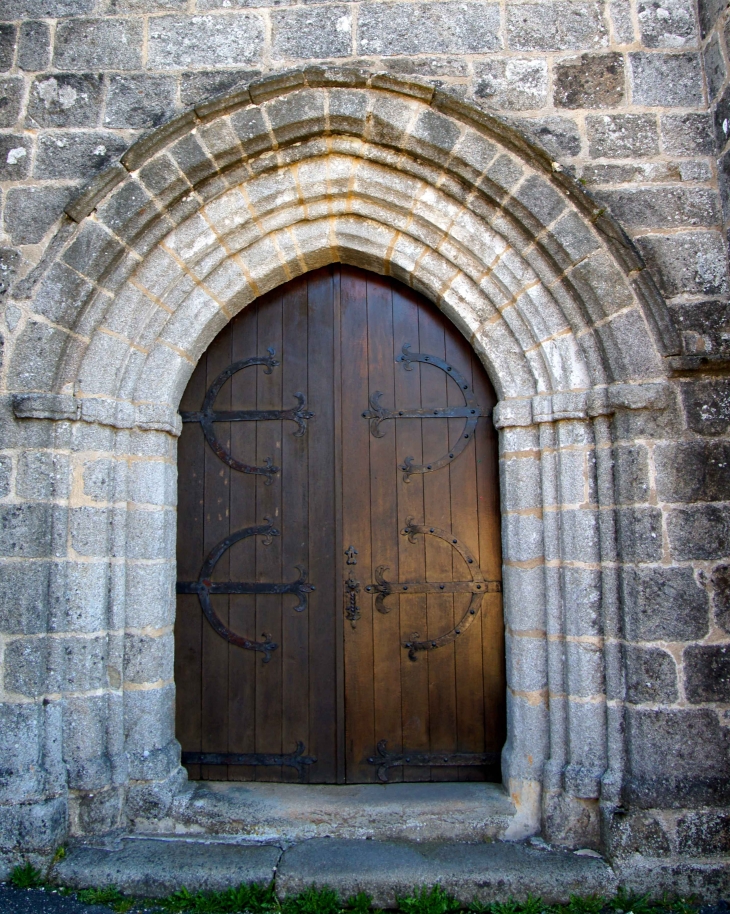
[175,264,504,785]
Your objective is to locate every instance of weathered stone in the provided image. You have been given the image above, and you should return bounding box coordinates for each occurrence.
[26,73,103,128]
[553,53,624,108]
[625,708,730,807]
[636,231,728,298]
[474,59,548,111]
[0,504,66,558]
[55,838,281,897]
[124,632,174,684]
[2,0,94,16]
[629,52,704,106]
[616,506,663,562]
[704,32,728,102]
[53,18,143,71]
[509,115,582,157]
[105,75,178,129]
[586,114,659,158]
[34,130,127,180]
[595,187,721,229]
[622,566,709,641]
[4,186,76,245]
[637,0,697,47]
[655,440,730,502]
[680,378,730,436]
[147,14,265,70]
[0,77,22,127]
[606,811,672,858]
[18,20,51,71]
[697,0,726,37]
[625,646,678,703]
[62,694,119,790]
[16,450,70,500]
[277,839,616,905]
[0,797,67,854]
[4,633,111,697]
[180,69,260,109]
[676,811,730,857]
[0,24,15,70]
[272,6,353,59]
[506,1,608,50]
[0,134,32,180]
[714,84,730,148]
[613,444,650,504]
[711,563,730,633]
[684,645,730,703]
[660,112,715,155]
[359,2,501,55]
[667,505,730,561]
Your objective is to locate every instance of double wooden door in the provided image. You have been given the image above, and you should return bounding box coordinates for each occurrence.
[175,265,505,784]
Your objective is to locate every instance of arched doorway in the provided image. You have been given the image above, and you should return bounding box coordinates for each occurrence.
[175,265,505,785]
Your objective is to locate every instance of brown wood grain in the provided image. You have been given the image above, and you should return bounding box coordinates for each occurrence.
[175,265,504,784]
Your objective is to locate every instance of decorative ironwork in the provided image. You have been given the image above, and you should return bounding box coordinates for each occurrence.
[345,545,358,565]
[362,344,491,482]
[344,571,361,628]
[363,519,500,660]
[180,347,314,484]
[182,741,317,780]
[176,520,315,663]
[367,739,500,782]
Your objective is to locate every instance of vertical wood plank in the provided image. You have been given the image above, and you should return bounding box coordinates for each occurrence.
[445,328,485,781]
[417,306,457,781]
[306,267,338,783]
[201,325,233,780]
[227,302,261,781]
[341,266,375,782]
[366,273,403,781]
[392,285,429,782]
[254,291,284,781]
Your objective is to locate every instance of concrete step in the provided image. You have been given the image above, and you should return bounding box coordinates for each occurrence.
[53,836,617,907]
[156,780,519,844]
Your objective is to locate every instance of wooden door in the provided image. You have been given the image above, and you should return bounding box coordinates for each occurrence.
[175,265,505,784]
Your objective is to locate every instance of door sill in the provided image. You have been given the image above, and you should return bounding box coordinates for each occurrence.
[158,780,517,844]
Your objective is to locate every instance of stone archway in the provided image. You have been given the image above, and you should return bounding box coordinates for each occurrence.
[8,68,677,850]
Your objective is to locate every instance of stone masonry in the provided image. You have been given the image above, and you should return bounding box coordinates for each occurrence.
[0,0,728,901]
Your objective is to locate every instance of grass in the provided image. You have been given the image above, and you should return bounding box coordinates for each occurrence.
[5,866,707,914]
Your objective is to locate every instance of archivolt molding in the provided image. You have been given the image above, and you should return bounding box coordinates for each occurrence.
[8,67,676,432]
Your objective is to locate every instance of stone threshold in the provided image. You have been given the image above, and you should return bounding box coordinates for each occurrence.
[153,780,519,845]
[53,836,616,907]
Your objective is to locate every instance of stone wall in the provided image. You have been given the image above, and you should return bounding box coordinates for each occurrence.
[0,0,728,895]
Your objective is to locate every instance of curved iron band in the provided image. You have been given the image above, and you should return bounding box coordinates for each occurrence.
[176,523,314,664]
[180,349,314,485]
[364,521,501,661]
[363,344,491,482]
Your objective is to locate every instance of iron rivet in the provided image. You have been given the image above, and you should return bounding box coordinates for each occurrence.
[470,609,476,615]
[427,465,432,470]
[362,412,367,417]
[464,434,469,439]
[476,584,481,589]
[311,586,316,591]
[468,558,473,563]
[434,410,438,414]
[447,366,452,371]
[431,641,437,647]
[430,528,435,532]
[463,384,468,389]
[440,584,445,590]
[403,585,408,591]
[406,757,411,762]
[453,539,457,544]
[455,629,460,634]
[470,409,476,414]
[424,357,429,361]
[399,411,403,416]
[449,453,454,458]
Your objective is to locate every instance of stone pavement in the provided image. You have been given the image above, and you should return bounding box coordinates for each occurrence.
[52,837,616,908]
